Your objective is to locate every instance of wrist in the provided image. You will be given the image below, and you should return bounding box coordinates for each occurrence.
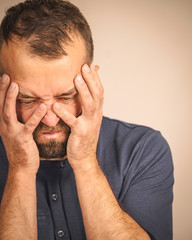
[8,160,39,176]
[5,169,37,195]
[72,156,100,176]
[8,167,37,180]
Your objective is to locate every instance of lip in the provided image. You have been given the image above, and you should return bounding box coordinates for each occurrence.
[41,131,62,139]
[43,131,60,134]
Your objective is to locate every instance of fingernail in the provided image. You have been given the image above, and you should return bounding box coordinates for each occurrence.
[83,64,90,72]
[9,82,16,91]
[95,65,100,71]
[54,103,61,110]
[76,75,84,85]
[2,75,8,83]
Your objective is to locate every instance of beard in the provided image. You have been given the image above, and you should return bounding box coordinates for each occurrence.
[33,119,70,159]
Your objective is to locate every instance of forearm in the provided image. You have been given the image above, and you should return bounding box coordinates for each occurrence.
[74,159,150,240]
[0,170,37,240]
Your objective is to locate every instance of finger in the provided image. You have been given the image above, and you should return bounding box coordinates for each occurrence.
[81,64,100,100]
[0,74,11,116]
[95,65,100,71]
[75,74,95,115]
[24,104,47,134]
[81,64,104,107]
[53,103,77,128]
[90,63,104,91]
[3,81,19,124]
[90,64,104,107]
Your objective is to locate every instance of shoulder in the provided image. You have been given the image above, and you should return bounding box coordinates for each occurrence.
[98,116,171,158]
[97,116,173,194]
[100,116,156,143]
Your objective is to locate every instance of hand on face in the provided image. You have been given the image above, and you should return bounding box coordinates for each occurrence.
[53,63,104,171]
[0,75,47,174]
[0,63,103,173]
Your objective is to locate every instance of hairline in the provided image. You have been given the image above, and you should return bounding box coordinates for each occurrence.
[0,34,92,77]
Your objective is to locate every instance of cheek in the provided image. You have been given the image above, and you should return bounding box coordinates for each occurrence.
[16,105,35,124]
[16,101,82,123]
[64,102,81,117]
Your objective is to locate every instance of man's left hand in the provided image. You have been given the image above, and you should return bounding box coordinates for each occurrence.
[53,63,104,171]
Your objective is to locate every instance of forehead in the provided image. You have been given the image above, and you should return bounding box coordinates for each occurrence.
[0,36,86,97]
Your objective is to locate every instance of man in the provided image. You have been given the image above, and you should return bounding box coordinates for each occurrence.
[0,0,174,239]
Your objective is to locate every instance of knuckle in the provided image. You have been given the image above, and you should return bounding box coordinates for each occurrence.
[13,134,27,147]
[6,89,14,99]
[18,135,30,145]
[101,96,104,104]
[0,84,7,91]
[25,119,38,133]
[80,127,88,137]
[0,126,5,136]
[99,88,104,103]
[3,111,11,123]
[84,90,91,99]
[34,110,42,119]
[24,107,45,132]
[94,88,100,98]
[60,111,77,126]
[67,116,77,126]
[1,125,15,139]
[0,80,9,91]
[86,101,94,111]
[88,105,96,116]
[101,86,104,95]
[57,110,66,120]
[25,119,36,131]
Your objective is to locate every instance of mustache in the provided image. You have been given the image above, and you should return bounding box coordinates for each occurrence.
[34,119,70,133]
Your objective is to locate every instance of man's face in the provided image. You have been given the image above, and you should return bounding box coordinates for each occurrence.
[0,36,87,159]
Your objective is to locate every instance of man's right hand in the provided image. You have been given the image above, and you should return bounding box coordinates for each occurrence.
[0,74,46,174]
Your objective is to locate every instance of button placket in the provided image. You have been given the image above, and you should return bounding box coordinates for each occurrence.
[46,166,70,239]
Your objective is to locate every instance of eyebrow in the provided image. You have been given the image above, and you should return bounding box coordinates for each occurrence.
[17,93,39,99]
[57,88,78,96]
[17,88,78,99]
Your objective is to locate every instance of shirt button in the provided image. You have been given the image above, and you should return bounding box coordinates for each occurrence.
[57,230,65,238]
[60,160,66,168]
[52,193,58,201]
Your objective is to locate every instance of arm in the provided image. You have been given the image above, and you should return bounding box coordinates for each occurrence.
[74,160,150,240]
[0,171,37,239]
[120,131,174,239]
[53,63,150,240]
[0,75,46,240]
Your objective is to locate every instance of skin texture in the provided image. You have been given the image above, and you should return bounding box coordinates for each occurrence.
[0,36,86,164]
[0,36,150,240]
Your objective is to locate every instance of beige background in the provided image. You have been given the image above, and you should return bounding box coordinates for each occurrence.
[0,0,192,239]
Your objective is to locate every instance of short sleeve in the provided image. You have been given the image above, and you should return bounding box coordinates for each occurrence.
[119,130,174,240]
[0,137,8,203]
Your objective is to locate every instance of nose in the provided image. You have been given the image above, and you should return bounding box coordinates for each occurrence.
[41,103,60,127]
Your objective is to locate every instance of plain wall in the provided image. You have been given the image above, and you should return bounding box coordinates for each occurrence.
[0,0,192,239]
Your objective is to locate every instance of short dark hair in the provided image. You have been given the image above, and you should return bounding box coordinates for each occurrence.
[0,0,94,63]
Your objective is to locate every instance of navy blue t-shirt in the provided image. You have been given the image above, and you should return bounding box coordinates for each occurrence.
[0,116,174,240]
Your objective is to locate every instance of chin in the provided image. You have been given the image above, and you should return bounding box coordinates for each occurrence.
[35,138,68,159]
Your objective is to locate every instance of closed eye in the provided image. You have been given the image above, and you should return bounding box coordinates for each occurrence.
[17,99,37,105]
[57,94,78,102]
[16,94,78,106]
[59,97,72,101]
